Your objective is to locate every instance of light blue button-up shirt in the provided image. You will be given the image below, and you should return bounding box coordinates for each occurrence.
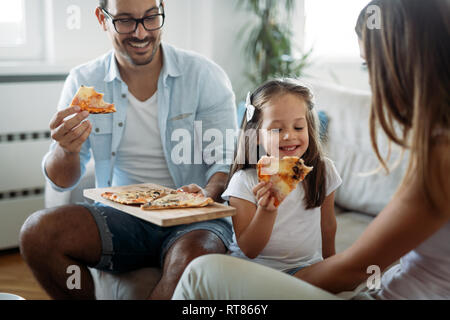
[43,42,237,191]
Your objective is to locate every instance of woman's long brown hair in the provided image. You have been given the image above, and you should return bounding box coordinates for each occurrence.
[228,79,327,209]
[356,0,450,210]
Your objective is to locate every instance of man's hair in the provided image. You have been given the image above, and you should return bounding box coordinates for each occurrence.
[99,0,163,10]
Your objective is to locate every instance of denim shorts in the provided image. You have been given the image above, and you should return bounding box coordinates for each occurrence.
[79,202,233,273]
[283,265,308,276]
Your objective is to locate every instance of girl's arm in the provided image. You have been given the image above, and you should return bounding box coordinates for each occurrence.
[320,192,337,259]
[230,182,278,259]
[295,144,450,293]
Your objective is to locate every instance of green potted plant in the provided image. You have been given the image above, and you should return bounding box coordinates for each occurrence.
[237,0,312,86]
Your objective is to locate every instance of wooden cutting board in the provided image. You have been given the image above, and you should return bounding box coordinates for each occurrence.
[83,183,235,227]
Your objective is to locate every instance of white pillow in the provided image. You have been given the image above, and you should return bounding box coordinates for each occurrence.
[89,267,161,300]
[308,81,408,216]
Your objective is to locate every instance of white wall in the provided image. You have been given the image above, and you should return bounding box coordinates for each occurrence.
[206,0,249,101]
[44,0,110,65]
[1,0,369,94]
[304,60,370,92]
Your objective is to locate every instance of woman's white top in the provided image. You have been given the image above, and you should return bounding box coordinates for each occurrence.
[378,221,450,299]
[222,157,342,272]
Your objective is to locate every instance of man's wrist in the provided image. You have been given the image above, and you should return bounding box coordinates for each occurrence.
[204,172,228,202]
[55,144,79,160]
[200,187,210,198]
[204,186,222,202]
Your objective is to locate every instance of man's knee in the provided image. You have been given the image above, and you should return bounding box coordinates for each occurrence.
[19,205,100,263]
[164,230,227,272]
[20,207,60,260]
[172,230,225,259]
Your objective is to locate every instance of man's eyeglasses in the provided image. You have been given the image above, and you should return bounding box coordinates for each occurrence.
[101,5,165,34]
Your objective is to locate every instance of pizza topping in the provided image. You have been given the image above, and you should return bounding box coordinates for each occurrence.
[141,191,214,210]
[101,187,174,205]
[101,186,214,210]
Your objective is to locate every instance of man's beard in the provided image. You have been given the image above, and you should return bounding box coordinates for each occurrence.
[119,35,161,66]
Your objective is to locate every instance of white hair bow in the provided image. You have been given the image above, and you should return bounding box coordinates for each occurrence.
[245,92,256,122]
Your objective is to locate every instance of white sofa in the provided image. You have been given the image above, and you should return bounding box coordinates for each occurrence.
[309,80,408,256]
[44,80,408,299]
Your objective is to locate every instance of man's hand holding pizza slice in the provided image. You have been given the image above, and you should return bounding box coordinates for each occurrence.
[49,105,92,155]
[49,85,116,155]
[46,85,114,188]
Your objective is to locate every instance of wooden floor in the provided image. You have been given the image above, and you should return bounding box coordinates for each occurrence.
[0,248,51,300]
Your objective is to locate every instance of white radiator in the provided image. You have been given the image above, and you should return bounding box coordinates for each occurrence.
[0,79,65,250]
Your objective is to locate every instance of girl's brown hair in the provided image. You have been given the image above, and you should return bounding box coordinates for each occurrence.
[356,0,450,210]
[228,78,327,209]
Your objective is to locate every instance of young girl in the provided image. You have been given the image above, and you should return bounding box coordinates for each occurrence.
[222,79,342,275]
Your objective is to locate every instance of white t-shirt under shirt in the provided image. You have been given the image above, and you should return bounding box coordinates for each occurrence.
[222,157,342,272]
[113,91,176,189]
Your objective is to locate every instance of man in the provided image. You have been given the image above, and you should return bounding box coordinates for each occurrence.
[19,0,237,299]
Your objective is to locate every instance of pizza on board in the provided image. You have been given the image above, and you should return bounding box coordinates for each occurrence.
[101,186,214,210]
[101,187,174,205]
[70,85,116,114]
[141,191,214,210]
[257,155,313,207]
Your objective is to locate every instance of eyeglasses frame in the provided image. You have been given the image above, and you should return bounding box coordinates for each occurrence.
[101,5,165,34]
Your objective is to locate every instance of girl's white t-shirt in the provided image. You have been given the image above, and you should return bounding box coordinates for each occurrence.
[222,157,342,272]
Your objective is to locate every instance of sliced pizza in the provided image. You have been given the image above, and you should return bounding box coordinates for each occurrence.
[70,85,116,114]
[101,187,174,205]
[257,156,313,207]
[141,191,214,210]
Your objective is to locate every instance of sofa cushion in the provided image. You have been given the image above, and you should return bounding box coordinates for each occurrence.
[308,80,409,216]
[89,267,161,300]
[335,210,373,253]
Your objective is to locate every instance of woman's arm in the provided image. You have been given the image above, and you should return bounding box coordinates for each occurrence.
[230,182,278,259]
[320,192,337,259]
[295,145,450,293]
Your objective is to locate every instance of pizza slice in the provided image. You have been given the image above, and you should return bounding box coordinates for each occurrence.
[257,156,313,207]
[141,191,214,210]
[70,85,116,114]
[101,187,173,205]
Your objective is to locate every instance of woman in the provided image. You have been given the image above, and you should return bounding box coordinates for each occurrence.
[172,0,449,300]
